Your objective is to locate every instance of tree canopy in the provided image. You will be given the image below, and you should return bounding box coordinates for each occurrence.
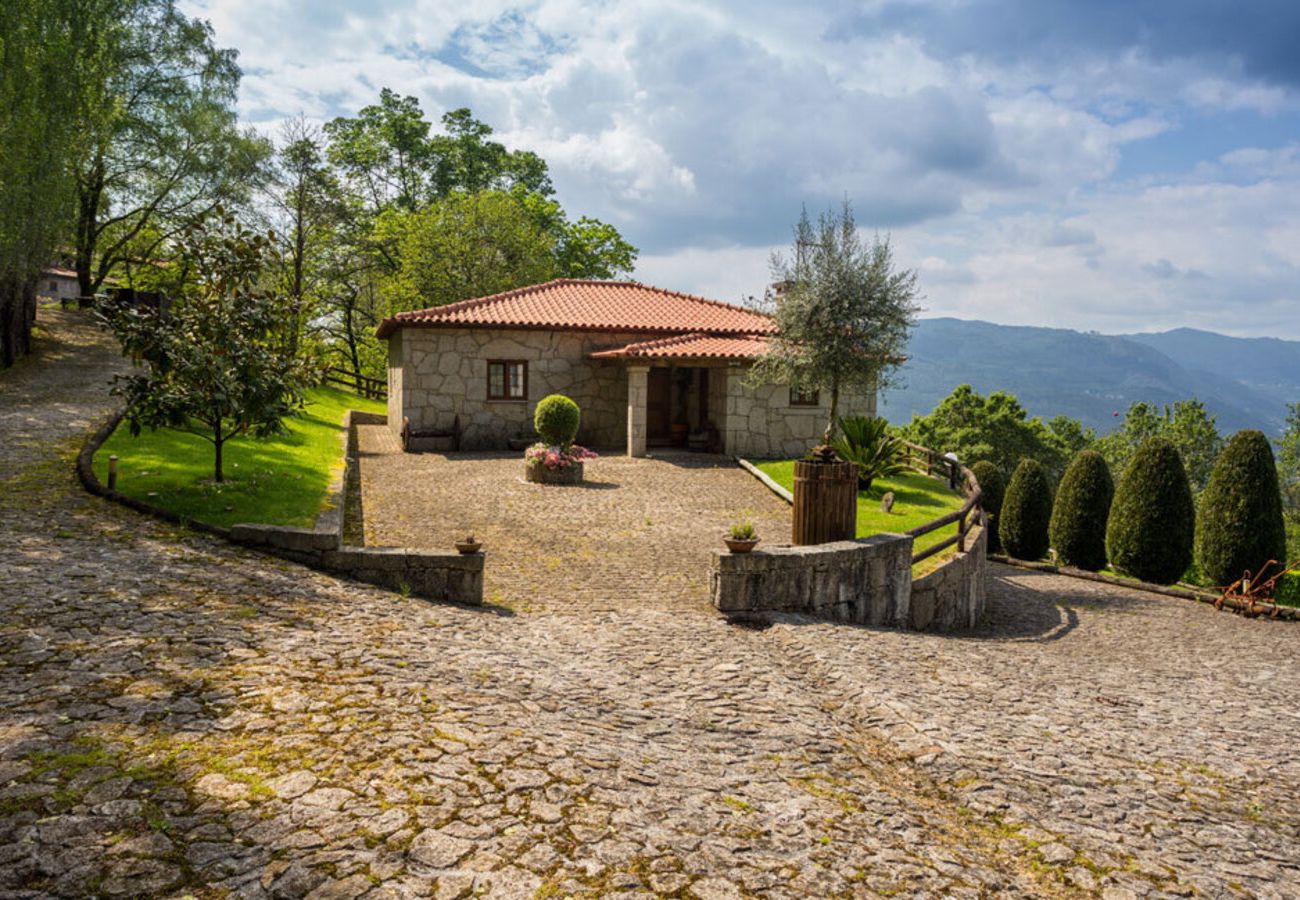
[750,202,920,442]
[1095,400,1223,493]
[0,0,86,366]
[71,0,271,299]
[898,384,1092,477]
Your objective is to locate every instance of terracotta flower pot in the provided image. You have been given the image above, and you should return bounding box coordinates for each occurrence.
[455,539,482,554]
[724,537,760,553]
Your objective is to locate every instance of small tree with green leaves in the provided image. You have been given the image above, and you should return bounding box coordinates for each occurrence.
[107,211,302,482]
[971,460,1005,553]
[1195,430,1287,587]
[1106,438,1195,584]
[999,459,1053,561]
[534,394,581,447]
[750,202,919,444]
[1050,450,1114,571]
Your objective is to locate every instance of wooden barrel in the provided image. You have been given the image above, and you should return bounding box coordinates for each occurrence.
[792,459,858,545]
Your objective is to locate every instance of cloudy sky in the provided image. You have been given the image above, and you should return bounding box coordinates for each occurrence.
[183,0,1300,338]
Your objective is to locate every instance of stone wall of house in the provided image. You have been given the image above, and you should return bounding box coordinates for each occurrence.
[389,325,879,456]
[392,327,666,450]
[710,534,914,625]
[908,522,987,632]
[719,370,876,460]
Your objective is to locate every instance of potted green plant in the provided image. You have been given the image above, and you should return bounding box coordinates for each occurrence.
[724,521,760,553]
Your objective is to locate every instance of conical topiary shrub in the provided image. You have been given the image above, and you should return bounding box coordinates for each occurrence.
[1049,450,1114,571]
[971,460,1005,553]
[1194,429,1287,588]
[1106,437,1195,584]
[999,458,1053,561]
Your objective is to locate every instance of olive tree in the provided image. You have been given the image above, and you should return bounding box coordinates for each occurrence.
[750,202,920,444]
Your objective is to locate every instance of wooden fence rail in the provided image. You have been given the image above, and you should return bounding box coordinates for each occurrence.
[325,367,386,400]
[900,439,985,566]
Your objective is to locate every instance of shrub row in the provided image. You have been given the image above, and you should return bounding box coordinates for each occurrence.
[984,429,1287,590]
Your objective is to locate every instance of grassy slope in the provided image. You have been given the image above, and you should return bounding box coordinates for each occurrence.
[94,385,385,530]
[754,461,966,571]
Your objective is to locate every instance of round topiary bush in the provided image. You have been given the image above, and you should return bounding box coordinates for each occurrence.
[1049,450,1114,571]
[999,458,1053,561]
[971,460,1005,553]
[534,394,580,446]
[1194,429,1287,588]
[1106,437,1195,584]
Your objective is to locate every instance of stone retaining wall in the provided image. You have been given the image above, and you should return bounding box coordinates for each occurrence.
[79,407,483,606]
[227,524,482,604]
[908,522,987,631]
[710,535,914,625]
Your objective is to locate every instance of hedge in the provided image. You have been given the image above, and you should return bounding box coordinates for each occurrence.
[971,460,1005,553]
[999,458,1052,561]
[1194,430,1287,588]
[1049,450,1114,571]
[1106,437,1194,585]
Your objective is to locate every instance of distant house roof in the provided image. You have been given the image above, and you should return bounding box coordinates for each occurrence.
[588,332,772,362]
[375,279,776,340]
[42,266,78,279]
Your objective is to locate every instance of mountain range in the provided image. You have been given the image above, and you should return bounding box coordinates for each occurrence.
[879,319,1300,435]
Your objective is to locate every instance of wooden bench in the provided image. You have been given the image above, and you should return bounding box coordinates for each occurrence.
[401,415,462,452]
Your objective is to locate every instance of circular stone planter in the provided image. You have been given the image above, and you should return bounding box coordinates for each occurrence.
[724,537,760,553]
[525,461,584,485]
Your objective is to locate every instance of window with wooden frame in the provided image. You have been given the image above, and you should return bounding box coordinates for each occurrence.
[487,360,528,401]
[789,386,819,406]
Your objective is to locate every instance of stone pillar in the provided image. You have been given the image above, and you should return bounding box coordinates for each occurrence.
[627,365,649,457]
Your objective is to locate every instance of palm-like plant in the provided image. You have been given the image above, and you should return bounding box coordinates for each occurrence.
[830,415,909,491]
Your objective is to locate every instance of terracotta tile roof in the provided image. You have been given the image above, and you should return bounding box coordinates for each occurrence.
[588,332,771,362]
[42,266,78,279]
[375,279,775,339]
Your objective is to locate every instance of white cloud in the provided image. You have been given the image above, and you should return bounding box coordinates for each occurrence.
[182,0,1300,337]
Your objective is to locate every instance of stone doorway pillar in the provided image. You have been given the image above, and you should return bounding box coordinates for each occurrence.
[627,365,649,457]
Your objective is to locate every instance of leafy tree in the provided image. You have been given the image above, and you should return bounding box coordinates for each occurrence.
[1049,450,1114,571]
[1096,400,1223,493]
[999,459,1053,561]
[970,460,1005,553]
[1278,402,1300,523]
[106,212,302,482]
[267,117,341,359]
[71,0,271,299]
[899,385,1091,477]
[390,191,559,309]
[1106,437,1195,584]
[1195,430,1287,587]
[0,0,86,366]
[751,202,920,443]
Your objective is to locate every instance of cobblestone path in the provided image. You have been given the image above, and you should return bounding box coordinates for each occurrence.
[354,425,793,613]
[0,308,1296,898]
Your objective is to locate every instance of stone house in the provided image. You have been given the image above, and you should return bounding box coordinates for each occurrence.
[38,267,82,305]
[376,279,875,458]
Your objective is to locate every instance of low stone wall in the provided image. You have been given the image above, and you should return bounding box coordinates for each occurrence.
[711,535,914,626]
[908,522,987,631]
[228,525,482,604]
[79,407,484,607]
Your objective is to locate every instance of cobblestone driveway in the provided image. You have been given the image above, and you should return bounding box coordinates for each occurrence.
[354,425,792,613]
[0,309,1296,898]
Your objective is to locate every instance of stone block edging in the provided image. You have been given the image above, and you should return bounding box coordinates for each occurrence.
[735,457,793,504]
[77,407,483,606]
[990,554,1298,621]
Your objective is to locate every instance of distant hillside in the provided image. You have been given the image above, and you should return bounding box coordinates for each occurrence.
[880,319,1297,435]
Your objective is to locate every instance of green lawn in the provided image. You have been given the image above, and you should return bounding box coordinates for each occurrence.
[753,461,967,570]
[94,385,385,530]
